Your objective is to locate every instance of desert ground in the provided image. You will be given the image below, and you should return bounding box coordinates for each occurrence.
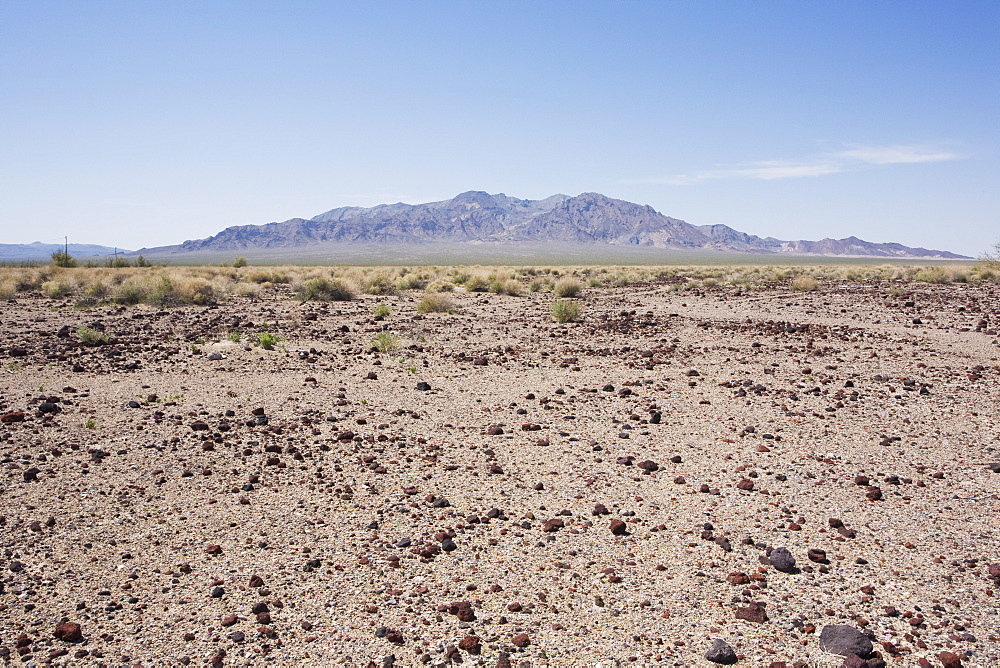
[1,265,998,667]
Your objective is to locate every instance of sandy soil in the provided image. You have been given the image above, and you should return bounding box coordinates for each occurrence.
[2,279,999,667]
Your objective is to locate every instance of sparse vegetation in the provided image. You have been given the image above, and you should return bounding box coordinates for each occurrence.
[296,276,354,301]
[41,280,70,299]
[232,257,248,268]
[552,299,583,323]
[76,326,108,346]
[370,331,400,353]
[373,303,391,317]
[417,293,455,313]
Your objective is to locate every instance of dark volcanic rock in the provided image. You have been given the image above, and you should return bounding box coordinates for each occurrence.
[819,624,873,658]
[704,638,738,664]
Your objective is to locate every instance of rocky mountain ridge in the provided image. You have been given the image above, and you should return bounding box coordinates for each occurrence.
[143,191,967,258]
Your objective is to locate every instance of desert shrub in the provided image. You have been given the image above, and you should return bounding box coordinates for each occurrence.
[464,274,490,292]
[232,281,262,299]
[174,277,217,305]
[417,293,455,313]
[553,277,583,298]
[134,255,152,267]
[360,271,396,296]
[232,257,248,268]
[0,278,16,299]
[41,280,71,298]
[790,275,819,292]
[370,331,400,353]
[245,268,289,284]
[297,277,354,301]
[373,303,391,317]
[105,256,131,268]
[396,273,428,291]
[552,299,583,323]
[490,278,521,296]
[112,276,153,304]
[76,326,108,346]
[51,251,76,268]
[914,267,949,284]
[426,279,455,293]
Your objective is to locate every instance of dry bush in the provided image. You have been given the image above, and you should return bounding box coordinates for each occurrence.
[553,277,583,298]
[790,275,819,291]
[41,280,71,298]
[397,272,429,291]
[552,299,583,323]
[296,276,354,301]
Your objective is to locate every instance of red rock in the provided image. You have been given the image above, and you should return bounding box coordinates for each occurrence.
[221,615,238,627]
[511,633,530,648]
[727,571,750,585]
[205,544,223,555]
[737,478,754,491]
[54,622,83,642]
[459,635,481,652]
[249,575,264,588]
[609,519,627,535]
[735,602,768,623]
[937,651,962,668]
[542,518,565,532]
[0,412,25,423]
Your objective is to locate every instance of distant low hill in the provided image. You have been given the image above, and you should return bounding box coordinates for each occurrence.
[0,242,132,260]
[137,191,968,259]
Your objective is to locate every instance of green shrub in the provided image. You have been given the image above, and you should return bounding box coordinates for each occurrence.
[552,300,583,323]
[373,303,391,317]
[232,257,248,268]
[464,275,489,292]
[255,331,284,350]
[396,273,428,291]
[51,251,76,268]
[790,276,819,292]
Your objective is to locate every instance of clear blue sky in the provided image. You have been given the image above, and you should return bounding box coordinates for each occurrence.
[2,1,997,256]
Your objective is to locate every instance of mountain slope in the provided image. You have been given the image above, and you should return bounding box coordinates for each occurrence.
[141,191,968,258]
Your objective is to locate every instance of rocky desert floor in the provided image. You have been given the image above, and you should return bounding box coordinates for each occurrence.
[2,276,999,667]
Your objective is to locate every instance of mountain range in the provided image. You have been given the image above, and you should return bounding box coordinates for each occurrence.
[138,191,966,259]
[0,242,131,260]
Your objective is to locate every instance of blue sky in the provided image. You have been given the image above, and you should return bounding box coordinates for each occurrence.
[1,1,997,256]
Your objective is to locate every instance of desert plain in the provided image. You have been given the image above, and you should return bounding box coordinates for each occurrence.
[1,264,999,667]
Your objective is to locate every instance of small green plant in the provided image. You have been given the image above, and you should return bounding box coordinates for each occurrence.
[227,331,242,343]
[373,303,391,318]
[167,393,184,402]
[552,299,583,323]
[76,326,108,346]
[5,362,18,372]
[256,331,284,350]
[134,255,152,267]
[84,418,96,429]
[407,365,417,374]
[370,331,400,353]
[232,257,248,268]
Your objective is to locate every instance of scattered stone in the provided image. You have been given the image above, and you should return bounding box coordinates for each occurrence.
[769,547,796,572]
[609,519,628,535]
[54,622,83,642]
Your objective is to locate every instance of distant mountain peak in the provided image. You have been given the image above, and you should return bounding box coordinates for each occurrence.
[140,192,968,259]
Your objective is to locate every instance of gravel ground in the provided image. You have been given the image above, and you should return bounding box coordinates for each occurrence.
[1,279,998,667]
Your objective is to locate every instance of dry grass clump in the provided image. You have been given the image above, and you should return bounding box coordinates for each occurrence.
[41,280,71,299]
[553,277,583,298]
[243,268,291,284]
[463,274,490,293]
[396,271,430,291]
[417,293,456,314]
